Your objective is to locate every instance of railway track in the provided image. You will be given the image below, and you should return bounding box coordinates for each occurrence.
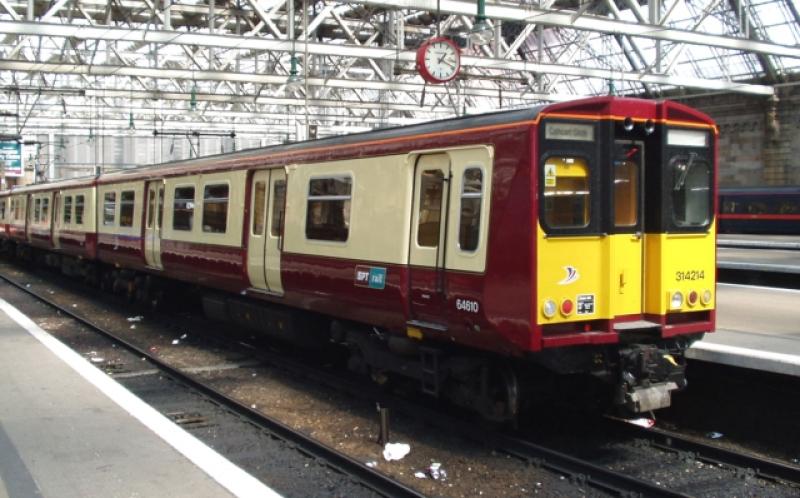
[0,268,425,498]
[604,417,800,486]
[3,263,799,497]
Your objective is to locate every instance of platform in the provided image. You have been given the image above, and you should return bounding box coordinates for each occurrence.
[716,246,800,274]
[688,283,800,377]
[0,299,280,498]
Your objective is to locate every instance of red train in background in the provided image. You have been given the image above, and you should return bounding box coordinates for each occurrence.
[0,96,718,420]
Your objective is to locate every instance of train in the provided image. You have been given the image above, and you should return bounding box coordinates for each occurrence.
[718,186,800,234]
[0,96,718,420]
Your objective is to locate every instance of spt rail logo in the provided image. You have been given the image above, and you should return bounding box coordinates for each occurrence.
[558,266,580,285]
[354,265,387,290]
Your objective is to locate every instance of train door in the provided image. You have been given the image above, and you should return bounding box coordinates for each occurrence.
[409,153,451,328]
[247,170,269,290]
[612,140,645,317]
[265,169,286,295]
[144,180,164,269]
[51,191,60,249]
[246,169,285,294]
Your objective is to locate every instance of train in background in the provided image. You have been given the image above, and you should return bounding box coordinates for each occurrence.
[718,186,800,234]
[0,96,718,421]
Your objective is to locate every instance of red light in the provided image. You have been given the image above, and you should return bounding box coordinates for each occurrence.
[561,299,574,315]
[688,291,698,305]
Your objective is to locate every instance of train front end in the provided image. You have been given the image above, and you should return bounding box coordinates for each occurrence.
[532,97,717,413]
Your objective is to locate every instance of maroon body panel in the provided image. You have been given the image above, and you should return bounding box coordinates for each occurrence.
[57,230,96,259]
[159,239,248,292]
[97,233,146,268]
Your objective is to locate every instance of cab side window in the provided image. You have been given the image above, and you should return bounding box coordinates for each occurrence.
[543,156,590,229]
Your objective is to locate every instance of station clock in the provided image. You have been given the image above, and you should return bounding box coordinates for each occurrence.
[415,37,461,84]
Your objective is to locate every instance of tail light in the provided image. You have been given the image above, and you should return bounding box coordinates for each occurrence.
[561,298,574,316]
[687,290,698,306]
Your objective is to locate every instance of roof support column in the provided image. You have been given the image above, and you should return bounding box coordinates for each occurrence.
[727,0,778,82]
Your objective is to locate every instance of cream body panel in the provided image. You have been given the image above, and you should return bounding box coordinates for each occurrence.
[283,155,412,265]
[161,170,246,247]
[97,181,146,237]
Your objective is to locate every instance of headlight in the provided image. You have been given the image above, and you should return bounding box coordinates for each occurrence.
[670,291,683,310]
[701,289,712,306]
[543,299,557,318]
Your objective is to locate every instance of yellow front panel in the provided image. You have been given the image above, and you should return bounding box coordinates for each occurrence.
[612,233,644,317]
[536,225,645,324]
[644,222,716,314]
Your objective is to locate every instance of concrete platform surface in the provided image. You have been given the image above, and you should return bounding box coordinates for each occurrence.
[689,283,800,376]
[716,246,800,274]
[0,299,280,498]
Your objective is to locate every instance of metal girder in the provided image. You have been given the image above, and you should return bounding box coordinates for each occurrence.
[0,0,796,176]
[0,21,775,95]
[351,0,800,58]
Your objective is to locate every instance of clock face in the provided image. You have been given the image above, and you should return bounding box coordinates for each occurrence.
[416,37,461,84]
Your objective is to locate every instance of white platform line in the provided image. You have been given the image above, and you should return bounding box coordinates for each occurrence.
[0,298,282,498]
[689,340,800,377]
[717,282,800,294]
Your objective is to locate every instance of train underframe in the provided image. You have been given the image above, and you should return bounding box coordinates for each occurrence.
[2,240,701,422]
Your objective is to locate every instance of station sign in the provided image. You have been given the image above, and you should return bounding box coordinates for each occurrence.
[0,141,23,177]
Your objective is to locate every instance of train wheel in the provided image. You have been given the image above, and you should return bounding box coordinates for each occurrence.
[478,365,520,423]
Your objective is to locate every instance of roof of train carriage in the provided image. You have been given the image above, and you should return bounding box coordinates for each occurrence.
[95,103,551,184]
[4,96,713,191]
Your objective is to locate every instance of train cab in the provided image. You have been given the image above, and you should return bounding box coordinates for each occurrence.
[532,98,717,411]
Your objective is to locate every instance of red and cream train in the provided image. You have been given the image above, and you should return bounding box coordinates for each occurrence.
[0,97,718,419]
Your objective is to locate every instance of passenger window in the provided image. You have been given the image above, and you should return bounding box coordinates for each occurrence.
[417,170,444,247]
[202,184,229,233]
[543,157,590,229]
[0,199,5,220]
[252,181,266,236]
[63,196,72,224]
[614,143,640,228]
[173,186,195,231]
[306,177,351,242]
[103,192,116,226]
[671,153,711,227]
[75,195,85,225]
[459,168,483,251]
[34,198,41,223]
[271,180,286,237]
[41,197,49,223]
[120,191,135,227]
